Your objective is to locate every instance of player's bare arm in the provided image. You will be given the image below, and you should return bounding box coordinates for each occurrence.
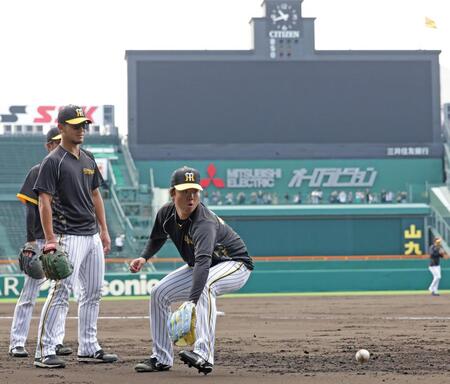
[24,202,38,256]
[38,192,57,248]
[92,187,111,254]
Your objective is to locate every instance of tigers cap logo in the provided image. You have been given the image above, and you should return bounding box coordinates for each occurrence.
[171,166,203,191]
[57,104,92,125]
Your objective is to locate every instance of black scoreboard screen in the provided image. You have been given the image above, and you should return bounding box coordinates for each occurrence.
[135,60,433,145]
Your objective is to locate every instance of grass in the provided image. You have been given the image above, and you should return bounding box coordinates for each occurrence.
[0,289,446,304]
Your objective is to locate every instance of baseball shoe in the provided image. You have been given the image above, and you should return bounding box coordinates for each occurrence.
[77,349,118,364]
[56,344,73,356]
[34,355,66,368]
[9,346,29,358]
[431,292,440,296]
[179,350,213,375]
[134,357,171,372]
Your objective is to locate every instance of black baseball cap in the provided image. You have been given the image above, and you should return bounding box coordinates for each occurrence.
[57,104,92,125]
[46,127,62,143]
[170,166,203,191]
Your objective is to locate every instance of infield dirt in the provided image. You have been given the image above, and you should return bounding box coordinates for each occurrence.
[1,294,450,383]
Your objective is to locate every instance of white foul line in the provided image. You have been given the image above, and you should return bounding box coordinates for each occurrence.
[383,316,450,320]
[0,312,226,320]
[0,315,447,321]
[0,316,150,320]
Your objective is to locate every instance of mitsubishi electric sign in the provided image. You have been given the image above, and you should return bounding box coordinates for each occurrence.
[139,158,442,196]
[227,168,283,188]
[223,167,376,189]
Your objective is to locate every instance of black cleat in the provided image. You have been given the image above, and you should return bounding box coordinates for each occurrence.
[134,357,171,372]
[77,349,118,364]
[34,354,66,368]
[56,344,73,356]
[179,350,213,375]
[9,346,28,358]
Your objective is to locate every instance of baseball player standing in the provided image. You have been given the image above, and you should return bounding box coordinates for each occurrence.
[33,105,117,368]
[9,128,72,358]
[428,237,447,296]
[130,166,253,374]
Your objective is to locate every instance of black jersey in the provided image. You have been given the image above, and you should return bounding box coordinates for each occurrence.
[429,244,444,266]
[142,201,253,269]
[17,163,44,241]
[33,145,102,236]
[141,201,253,303]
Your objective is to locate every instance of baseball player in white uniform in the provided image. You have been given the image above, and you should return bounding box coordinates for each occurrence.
[33,105,117,368]
[130,166,253,375]
[9,128,72,358]
[428,237,447,296]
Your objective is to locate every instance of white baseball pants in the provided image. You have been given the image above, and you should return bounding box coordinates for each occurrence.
[35,234,105,358]
[149,260,251,366]
[428,265,441,294]
[9,239,67,350]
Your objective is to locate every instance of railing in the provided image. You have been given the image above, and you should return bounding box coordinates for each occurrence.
[121,137,139,188]
[108,161,117,186]
[444,143,450,186]
[107,159,136,250]
[110,188,135,240]
[428,206,450,253]
[149,168,155,190]
[107,160,155,271]
[149,168,159,222]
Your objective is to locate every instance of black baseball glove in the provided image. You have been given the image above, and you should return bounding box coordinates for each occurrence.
[18,242,45,279]
[40,245,74,280]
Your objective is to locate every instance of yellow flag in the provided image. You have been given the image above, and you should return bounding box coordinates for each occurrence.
[425,17,437,29]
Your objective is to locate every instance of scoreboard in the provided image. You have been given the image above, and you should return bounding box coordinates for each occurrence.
[126,0,441,160]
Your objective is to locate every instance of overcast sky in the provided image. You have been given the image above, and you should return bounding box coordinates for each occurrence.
[0,0,448,135]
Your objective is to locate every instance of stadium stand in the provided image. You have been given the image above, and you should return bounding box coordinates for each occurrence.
[428,109,450,249]
[0,133,155,272]
[1,124,449,274]
[0,201,25,256]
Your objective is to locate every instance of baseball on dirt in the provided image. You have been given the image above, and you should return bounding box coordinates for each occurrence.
[355,349,370,363]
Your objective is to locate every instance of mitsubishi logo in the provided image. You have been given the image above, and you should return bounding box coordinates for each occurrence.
[200,163,225,189]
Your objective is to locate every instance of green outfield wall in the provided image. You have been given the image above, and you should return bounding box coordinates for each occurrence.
[153,204,429,257]
[0,259,444,299]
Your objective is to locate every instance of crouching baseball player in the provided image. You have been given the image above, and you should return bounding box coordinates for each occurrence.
[129,166,253,375]
[9,128,72,358]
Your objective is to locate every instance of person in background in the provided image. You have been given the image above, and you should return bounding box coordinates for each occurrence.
[428,237,447,296]
[9,128,72,358]
[293,192,302,204]
[115,234,125,254]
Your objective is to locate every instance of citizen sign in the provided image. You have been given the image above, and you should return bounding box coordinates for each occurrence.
[288,168,378,188]
[269,30,300,38]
